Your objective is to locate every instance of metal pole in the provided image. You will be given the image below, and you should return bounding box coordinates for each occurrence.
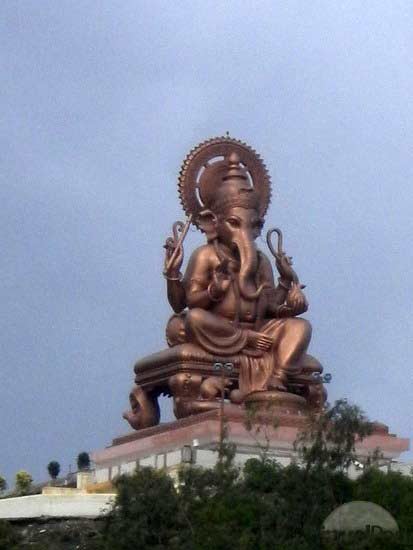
[213,362,233,463]
[219,366,225,461]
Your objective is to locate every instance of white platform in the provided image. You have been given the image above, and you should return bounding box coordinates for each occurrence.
[91,409,410,484]
[0,493,115,520]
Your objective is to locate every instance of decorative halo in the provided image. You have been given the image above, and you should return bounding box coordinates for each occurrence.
[178,136,272,228]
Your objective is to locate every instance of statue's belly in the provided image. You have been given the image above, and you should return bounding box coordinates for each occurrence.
[238,298,257,322]
[211,285,257,322]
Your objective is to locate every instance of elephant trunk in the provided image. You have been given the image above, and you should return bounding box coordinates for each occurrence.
[234,234,268,300]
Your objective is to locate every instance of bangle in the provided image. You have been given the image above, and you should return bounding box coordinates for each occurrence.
[163,271,183,282]
[278,278,291,290]
[207,282,222,302]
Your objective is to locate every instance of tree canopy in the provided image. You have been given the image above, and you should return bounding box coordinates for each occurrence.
[15,470,32,496]
[77,452,91,471]
[89,400,413,550]
[47,461,61,480]
[2,400,412,549]
[0,477,6,494]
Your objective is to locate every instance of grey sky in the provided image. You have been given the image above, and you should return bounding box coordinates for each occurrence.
[1,1,412,484]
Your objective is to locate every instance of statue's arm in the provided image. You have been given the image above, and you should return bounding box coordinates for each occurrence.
[184,246,230,309]
[259,252,308,318]
[258,253,289,316]
[164,240,186,313]
[184,247,214,309]
[166,278,186,313]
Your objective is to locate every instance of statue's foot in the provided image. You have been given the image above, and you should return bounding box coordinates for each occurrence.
[245,330,274,354]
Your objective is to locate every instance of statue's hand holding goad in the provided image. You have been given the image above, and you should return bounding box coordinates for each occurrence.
[286,282,308,315]
[164,241,184,278]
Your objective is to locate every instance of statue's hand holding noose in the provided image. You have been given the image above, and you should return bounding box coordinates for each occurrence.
[267,228,308,317]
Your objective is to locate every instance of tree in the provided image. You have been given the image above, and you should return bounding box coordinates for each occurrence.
[91,459,413,550]
[97,467,182,549]
[294,398,373,472]
[15,470,32,495]
[354,468,413,539]
[77,452,91,471]
[0,476,6,494]
[0,520,20,549]
[86,400,413,550]
[47,460,60,481]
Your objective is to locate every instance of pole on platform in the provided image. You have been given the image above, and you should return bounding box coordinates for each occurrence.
[213,362,233,462]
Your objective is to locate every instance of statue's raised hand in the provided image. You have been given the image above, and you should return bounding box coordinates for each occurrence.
[164,241,183,277]
[275,252,297,284]
[163,220,186,278]
[276,282,308,318]
[267,228,299,285]
[287,282,308,314]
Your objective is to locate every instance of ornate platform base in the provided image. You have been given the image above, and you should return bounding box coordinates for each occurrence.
[92,409,410,486]
[123,343,327,430]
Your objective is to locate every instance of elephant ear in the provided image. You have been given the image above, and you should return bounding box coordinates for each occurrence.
[197,209,218,241]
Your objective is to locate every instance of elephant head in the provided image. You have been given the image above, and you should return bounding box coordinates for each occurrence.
[197,152,267,300]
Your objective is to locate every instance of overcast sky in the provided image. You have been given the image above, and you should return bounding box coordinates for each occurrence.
[1,1,412,484]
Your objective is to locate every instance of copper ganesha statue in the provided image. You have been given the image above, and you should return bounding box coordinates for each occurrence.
[123,137,327,430]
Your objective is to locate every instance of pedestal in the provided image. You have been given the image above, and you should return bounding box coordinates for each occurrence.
[91,408,410,484]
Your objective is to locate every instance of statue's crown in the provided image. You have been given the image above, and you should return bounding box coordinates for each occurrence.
[222,151,248,182]
[177,136,271,226]
[199,152,260,214]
